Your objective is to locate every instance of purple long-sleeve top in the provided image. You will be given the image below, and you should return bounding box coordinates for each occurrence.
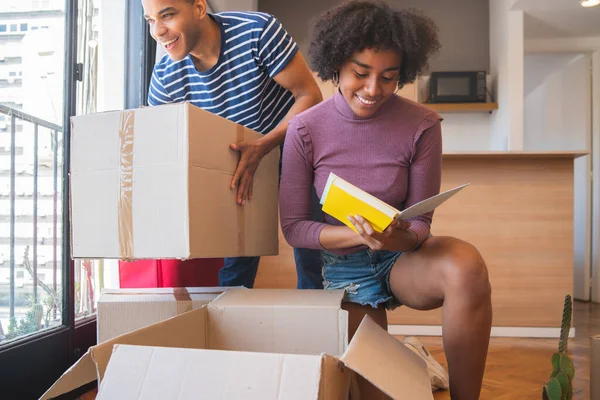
[279,90,443,255]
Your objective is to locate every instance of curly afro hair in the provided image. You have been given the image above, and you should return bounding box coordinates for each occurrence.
[309,0,441,88]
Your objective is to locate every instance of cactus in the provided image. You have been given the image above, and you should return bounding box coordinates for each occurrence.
[558,295,572,354]
[542,295,574,400]
[545,378,562,400]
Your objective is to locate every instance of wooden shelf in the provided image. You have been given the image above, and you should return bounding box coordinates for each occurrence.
[423,102,498,113]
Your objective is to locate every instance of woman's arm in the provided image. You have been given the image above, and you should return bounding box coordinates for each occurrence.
[279,117,329,250]
[318,225,364,249]
[403,118,443,246]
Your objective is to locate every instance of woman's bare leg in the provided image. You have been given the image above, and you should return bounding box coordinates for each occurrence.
[388,236,492,400]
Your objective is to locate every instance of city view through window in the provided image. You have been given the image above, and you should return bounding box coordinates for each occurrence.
[0,0,122,344]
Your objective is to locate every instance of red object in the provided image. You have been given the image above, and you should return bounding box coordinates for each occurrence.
[118,258,223,288]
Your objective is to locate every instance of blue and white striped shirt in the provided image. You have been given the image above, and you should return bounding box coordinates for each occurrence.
[148,11,299,134]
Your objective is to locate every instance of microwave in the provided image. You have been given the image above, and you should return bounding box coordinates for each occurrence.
[428,71,486,103]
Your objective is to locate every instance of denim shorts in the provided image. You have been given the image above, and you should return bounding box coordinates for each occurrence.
[322,248,403,310]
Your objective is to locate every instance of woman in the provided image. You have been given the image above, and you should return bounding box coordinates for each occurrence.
[279,1,492,399]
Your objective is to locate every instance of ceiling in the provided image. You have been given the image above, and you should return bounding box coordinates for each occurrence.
[512,0,600,39]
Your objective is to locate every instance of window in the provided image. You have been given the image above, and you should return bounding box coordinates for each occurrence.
[0,5,66,348]
[73,0,125,321]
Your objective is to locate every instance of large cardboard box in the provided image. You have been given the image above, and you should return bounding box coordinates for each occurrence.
[97,287,237,342]
[593,335,600,400]
[97,314,431,400]
[42,289,433,400]
[70,102,280,260]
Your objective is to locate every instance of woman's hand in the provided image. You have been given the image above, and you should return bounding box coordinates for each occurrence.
[348,215,418,252]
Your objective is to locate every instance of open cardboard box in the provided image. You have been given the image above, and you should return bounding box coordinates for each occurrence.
[97,287,240,342]
[42,289,433,400]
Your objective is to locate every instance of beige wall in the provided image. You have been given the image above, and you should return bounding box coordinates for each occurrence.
[258,0,490,73]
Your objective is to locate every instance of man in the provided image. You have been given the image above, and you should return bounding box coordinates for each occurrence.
[137,0,324,288]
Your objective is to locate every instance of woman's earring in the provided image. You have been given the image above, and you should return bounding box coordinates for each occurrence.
[333,71,339,86]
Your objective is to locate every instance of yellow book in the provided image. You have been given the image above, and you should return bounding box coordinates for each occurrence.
[320,173,469,233]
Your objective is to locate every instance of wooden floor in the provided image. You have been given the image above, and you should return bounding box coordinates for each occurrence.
[423,300,598,400]
[79,300,598,400]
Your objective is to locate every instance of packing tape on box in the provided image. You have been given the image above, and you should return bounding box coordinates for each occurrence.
[104,288,195,315]
[236,125,245,254]
[118,110,135,260]
[173,287,193,315]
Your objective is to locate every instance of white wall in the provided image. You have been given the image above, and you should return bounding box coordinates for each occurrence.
[438,114,493,152]
[97,0,125,112]
[523,53,590,151]
[593,50,600,303]
[490,0,524,151]
[524,52,592,301]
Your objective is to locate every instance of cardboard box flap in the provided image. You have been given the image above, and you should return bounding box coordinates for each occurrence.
[320,354,352,400]
[99,293,219,304]
[97,344,325,400]
[208,288,345,308]
[93,306,208,382]
[99,287,231,303]
[207,289,348,356]
[340,315,433,400]
[40,352,97,400]
[100,287,231,296]
[97,287,232,343]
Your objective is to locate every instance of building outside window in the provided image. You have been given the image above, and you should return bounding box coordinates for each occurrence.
[0,0,125,346]
[0,1,64,345]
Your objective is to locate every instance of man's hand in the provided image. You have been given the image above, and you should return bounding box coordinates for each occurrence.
[347,215,418,252]
[228,53,321,206]
[230,139,268,205]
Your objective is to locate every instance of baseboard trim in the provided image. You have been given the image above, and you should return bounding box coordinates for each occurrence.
[388,325,576,338]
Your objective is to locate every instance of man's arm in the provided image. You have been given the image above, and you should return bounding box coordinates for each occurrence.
[230,52,322,205]
[259,52,323,153]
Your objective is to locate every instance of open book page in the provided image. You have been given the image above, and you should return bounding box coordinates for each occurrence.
[396,183,470,220]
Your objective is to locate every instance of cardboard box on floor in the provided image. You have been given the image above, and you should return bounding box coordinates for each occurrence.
[70,102,280,260]
[41,289,433,400]
[592,335,600,400]
[97,286,240,343]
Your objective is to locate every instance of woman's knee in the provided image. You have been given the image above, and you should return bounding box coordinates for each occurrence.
[439,238,491,300]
